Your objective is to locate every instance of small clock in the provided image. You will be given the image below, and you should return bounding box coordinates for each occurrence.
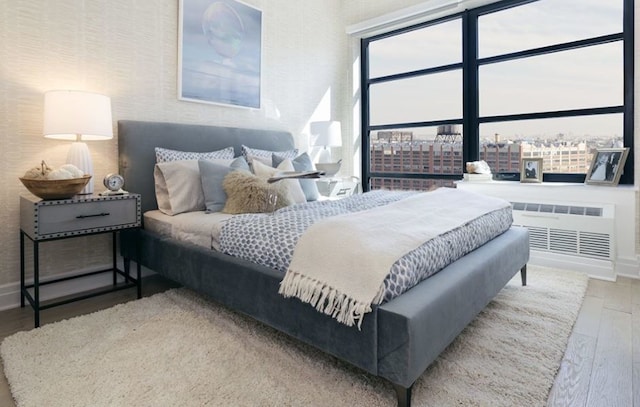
[100,173,127,195]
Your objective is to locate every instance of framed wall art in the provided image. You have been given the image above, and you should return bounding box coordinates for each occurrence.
[585,147,629,186]
[178,0,262,108]
[520,158,543,183]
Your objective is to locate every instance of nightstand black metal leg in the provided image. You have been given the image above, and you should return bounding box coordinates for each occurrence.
[33,241,40,328]
[136,261,142,299]
[20,232,25,308]
[112,232,118,285]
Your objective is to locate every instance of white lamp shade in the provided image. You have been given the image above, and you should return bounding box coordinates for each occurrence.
[310,121,342,148]
[43,90,113,141]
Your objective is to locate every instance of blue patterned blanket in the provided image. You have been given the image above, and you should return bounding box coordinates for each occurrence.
[220,189,512,304]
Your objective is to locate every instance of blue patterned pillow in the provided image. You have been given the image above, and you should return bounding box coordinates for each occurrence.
[241,145,298,167]
[155,146,234,163]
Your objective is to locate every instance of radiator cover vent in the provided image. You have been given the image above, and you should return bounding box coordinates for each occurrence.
[511,202,603,217]
[511,201,614,260]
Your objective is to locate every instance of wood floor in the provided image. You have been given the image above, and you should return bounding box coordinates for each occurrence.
[0,273,637,406]
[547,275,639,407]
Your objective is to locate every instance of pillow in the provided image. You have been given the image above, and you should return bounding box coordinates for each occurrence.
[251,159,306,204]
[154,158,232,215]
[199,157,251,213]
[222,171,291,214]
[273,152,320,201]
[155,146,234,163]
[241,145,298,167]
[229,156,251,172]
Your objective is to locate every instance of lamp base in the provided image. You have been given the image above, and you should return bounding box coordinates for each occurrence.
[318,148,332,164]
[66,142,94,194]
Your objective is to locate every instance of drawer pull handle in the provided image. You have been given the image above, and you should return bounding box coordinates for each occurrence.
[76,212,110,219]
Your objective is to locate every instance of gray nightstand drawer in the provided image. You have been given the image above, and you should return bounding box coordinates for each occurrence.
[38,199,138,236]
[20,194,141,240]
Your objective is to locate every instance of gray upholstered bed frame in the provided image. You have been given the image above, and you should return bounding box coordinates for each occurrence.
[117,120,530,407]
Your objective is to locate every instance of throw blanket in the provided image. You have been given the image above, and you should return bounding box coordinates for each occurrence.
[278,188,511,328]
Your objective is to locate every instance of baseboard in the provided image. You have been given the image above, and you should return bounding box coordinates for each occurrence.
[529,251,616,281]
[0,260,155,312]
[615,255,640,279]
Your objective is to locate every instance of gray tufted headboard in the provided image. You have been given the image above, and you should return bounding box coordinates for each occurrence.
[117,120,295,214]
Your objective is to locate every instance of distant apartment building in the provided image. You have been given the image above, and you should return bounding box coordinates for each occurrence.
[376,131,414,143]
[369,130,594,189]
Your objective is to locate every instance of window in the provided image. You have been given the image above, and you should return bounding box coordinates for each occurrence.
[361,0,633,191]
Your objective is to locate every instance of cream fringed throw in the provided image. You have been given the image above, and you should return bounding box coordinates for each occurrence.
[279,188,511,328]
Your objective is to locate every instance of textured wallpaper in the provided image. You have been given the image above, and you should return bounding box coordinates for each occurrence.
[0,0,347,287]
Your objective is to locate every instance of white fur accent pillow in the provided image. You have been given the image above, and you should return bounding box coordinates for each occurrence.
[251,159,306,204]
[222,171,291,214]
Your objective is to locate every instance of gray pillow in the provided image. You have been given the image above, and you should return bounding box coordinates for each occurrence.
[273,152,319,201]
[229,156,251,172]
[199,157,251,213]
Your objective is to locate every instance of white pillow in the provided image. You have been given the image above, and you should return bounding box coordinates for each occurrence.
[251,159,306,204]
[154,159,232,215]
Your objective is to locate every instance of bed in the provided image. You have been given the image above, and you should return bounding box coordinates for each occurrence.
[117,119,530,407]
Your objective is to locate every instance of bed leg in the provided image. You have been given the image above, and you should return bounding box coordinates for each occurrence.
[520,264,527,286]
[392,383,412,407]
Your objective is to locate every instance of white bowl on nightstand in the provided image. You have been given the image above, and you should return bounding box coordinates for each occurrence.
[315,162,341,177]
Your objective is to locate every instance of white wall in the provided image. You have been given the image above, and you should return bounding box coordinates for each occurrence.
[0,0,347,300]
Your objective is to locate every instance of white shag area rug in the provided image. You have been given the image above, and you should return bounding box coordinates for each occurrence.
[1,265,587,407]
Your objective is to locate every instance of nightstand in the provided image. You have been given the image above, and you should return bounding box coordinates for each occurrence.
[19,193,142,327]
[316,176,360,199]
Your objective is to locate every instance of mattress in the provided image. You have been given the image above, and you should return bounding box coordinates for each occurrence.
[144,210,233,251]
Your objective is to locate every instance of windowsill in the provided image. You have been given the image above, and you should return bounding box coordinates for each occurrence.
[456,179,638,191]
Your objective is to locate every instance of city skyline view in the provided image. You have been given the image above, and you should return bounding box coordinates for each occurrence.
[370,128,621,181]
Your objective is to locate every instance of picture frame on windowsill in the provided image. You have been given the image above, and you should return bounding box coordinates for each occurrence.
[585,147,629,186]
[520,158,543,183]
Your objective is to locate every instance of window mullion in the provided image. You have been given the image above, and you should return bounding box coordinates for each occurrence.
[462,10,479,164]
[621,0,634,184]
[361,38,372,192]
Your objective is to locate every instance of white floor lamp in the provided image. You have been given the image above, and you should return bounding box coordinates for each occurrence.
[43,90,113,194]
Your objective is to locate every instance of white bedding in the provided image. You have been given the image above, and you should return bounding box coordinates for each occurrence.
[144,210,234,251]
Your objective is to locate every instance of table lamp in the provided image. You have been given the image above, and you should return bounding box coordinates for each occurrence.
[310,121,342,164]
[43,90,113,194]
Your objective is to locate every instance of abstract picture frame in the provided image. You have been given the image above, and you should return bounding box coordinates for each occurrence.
[520,158,543,183]
[178,0,262,109]
[585,147,629,186]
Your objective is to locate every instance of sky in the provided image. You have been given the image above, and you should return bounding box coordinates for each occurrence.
[367,0,625,141]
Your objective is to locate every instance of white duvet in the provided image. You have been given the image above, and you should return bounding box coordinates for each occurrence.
[144,210,234,251]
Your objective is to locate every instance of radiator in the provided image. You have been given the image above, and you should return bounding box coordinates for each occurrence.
[511,201,615,260]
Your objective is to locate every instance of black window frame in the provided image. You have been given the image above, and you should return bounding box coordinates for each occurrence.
[360,0,634,190]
